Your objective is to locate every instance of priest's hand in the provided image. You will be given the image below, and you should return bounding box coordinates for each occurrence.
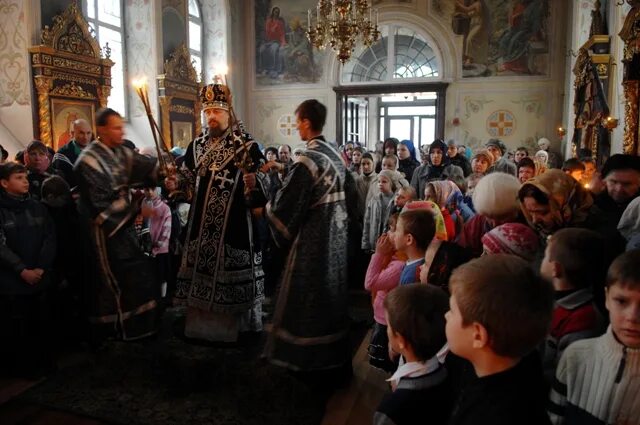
[243,172,257,191]
[260,161,284,174]
[20,269,42,285]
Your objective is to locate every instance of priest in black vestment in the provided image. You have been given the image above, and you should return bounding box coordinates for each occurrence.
[174,80,268,342]
[74,108,159,341]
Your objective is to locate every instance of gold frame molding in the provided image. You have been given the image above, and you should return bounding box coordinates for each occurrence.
[29,2,113,149]
[157,44,202,148]
[619,0,640,155]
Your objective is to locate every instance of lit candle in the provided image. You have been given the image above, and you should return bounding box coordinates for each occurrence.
[308,9,311,28]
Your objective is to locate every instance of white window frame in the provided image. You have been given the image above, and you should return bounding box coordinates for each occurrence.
[188,0,204,82]
[83,0,127,117]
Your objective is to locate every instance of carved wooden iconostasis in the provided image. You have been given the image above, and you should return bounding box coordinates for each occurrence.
[29,2,113,150]
[157,44,202,150]
[572,0,612,167]
[620,0,640,156]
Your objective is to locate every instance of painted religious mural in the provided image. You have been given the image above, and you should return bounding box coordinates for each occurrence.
[434,0,551,78]
[254,0,326,86]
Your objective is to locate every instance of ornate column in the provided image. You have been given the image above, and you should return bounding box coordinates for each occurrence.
[97,85,111,108]
[34,75,53,147]
[159,95,173,150]
[622,80,639,155]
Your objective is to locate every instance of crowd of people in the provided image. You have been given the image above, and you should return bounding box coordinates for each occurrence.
[1,91,640,424]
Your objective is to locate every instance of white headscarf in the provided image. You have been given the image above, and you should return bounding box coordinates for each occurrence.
[618,196,640,241]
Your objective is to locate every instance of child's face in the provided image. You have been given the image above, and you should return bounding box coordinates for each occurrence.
[515,150,527,163]
[445,292,476,359]
[0,172,29,195]
[424,186,436,203]
[382,158,396,171]
[395,189,411,207]
[518,166,535,184]
[361,158,374,175]
[539,241,554,282]
[378,176,392,194]
[352,150,362,164]
[606,283,640,349]
[393,217,409,252]
[387,221,397,245]
[144,188,157,199]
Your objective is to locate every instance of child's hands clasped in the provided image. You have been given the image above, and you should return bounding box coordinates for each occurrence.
[375,233,394,257]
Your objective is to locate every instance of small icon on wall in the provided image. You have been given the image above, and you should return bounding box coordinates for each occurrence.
[487,110,516,137]
[278,114,298,137]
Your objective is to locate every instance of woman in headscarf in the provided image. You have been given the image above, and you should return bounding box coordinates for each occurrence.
[518,169,593,240]
[402,200,449,241]
[397,139,420,182]
[341,141,354,168]
[425,180,475,223]
[410,139,450,200]
[481,223,540,262]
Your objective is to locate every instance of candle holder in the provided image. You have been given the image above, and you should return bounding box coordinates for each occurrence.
[132,77,175,177]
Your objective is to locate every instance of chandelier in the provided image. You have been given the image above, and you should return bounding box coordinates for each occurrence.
[307,0,381,64]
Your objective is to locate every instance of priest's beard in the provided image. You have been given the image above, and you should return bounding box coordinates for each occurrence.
[208,126,228,138]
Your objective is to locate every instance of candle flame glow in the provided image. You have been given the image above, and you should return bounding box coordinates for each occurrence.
[132,77,147,89]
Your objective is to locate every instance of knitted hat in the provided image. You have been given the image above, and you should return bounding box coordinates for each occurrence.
[481,223,540,262]
[601,154,640,178]
[472,149,494,166]
[472,172,521,218]
[379,169,406,192]
[485,138,507,155]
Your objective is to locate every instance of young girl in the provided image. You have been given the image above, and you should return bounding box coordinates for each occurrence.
[362,170,401,252]
[365,214,405,372]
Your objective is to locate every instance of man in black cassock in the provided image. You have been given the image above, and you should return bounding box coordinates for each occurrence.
[175,80,268,342]
[74,108,159,341]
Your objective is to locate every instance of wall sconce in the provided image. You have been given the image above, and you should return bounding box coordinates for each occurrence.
[557,126,566,137]
[603,116,619,130]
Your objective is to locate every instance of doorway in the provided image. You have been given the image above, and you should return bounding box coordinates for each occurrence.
[334,82,448,149]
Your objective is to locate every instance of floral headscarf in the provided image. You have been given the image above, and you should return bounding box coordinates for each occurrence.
[427,180,463,213]
[518,169,593,237]
[481,223,540,262]
[402,200,448,241]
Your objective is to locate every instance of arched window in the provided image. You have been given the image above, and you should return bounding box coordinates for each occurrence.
[188,0,203,81]
[341,25,440,83]
[84,0,126,115]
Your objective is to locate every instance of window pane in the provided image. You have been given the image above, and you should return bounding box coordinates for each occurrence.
[388,106,436,116]
[189,21,201,52]
[393,28,439,79]
[389,119,411,141]
[99,26,125,115]
[189,0,200,18]
[421,118,435,148]
[98,0,121,27]
[87,0,96,19]
[381,94,412,102]
[191,55,202,82]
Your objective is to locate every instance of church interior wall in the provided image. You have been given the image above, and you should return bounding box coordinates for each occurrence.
[245,0,572,156]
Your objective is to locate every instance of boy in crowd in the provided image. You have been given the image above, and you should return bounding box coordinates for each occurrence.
[549,250,640,425]
[446,254,554,425]
[395,209,434,285]
[539,228,606,381]
[374,284,451,425]
[144,187,172,298]
[0,163,56,378]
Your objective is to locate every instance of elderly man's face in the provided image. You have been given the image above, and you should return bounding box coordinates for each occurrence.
[605,170,640,204]
[72,121,92,147]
